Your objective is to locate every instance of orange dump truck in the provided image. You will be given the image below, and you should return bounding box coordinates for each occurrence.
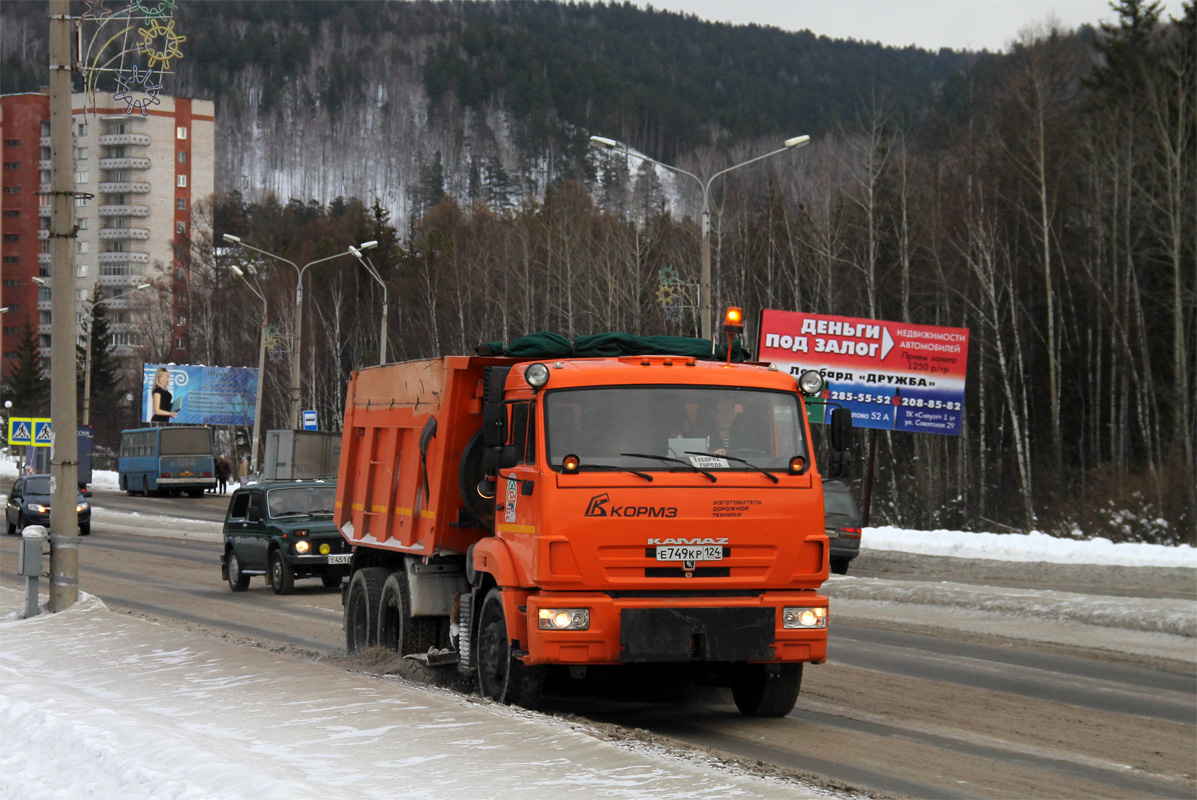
[334,333,850,717]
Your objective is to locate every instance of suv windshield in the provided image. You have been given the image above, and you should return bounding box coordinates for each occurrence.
[266,486,336,517]
[545,386,807,471]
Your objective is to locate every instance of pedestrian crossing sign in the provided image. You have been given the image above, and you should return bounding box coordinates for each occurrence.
[7,417,51,447]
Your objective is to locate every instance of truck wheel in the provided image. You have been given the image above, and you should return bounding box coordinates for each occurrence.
[476,587,543,708]
[378,570,438,656]
[227,550,250,592]
[731,663,802,717]
[830,558,849,576]
[345,567,389,653]
[269,550,295,595]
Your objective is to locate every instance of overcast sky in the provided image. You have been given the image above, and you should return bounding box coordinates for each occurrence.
[632,1,1187,52]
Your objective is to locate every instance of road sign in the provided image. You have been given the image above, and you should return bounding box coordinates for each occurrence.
[758,309,970,436]
[302,410,318,431]
[7,417,52,447]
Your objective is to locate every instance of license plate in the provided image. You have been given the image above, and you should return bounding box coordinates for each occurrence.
[180,471,193,477]
[655,545,723,563]
[326,554,351,565]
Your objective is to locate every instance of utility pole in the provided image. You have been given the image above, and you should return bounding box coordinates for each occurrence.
[48,0,80,612]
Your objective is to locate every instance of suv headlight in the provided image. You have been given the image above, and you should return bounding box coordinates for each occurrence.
[782,606,827,629]
[295,540,311,554]
[537,608,590,630]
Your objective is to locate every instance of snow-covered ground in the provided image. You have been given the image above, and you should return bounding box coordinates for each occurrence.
[2,458,1194,798]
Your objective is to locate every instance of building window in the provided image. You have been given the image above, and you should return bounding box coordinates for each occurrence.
[3,163,18,170]
[177,315,186,326]
[176,175,187,188]
[75,147,89,160]
[39,311,52,324]
[4,139,19,146]
[77,241,89,254]
[77,218,88,230]
[76,289,88,301]
[176,221,187,234]
[3,186,18,194]
[40,217,50,229]
[176,127,187,140]
[2,209,17,217]
[76,264,89,277]
[177,151,187,164]
[2,258,17,266]
[2,233,17,241]
[75,197,89,207]
[4,328,18,336]
[40,170,50,183]
[75,170,89,183]
[77,123,88,137]
[38,193,49,207]
[176,338,184,349]
[176,198,186,210]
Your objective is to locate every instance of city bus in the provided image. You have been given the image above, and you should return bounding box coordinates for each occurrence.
[118,426,217,497]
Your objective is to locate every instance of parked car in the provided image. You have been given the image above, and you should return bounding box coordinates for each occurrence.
[823,480,862,575]
[5,474,91,536]
[220,480,350,595]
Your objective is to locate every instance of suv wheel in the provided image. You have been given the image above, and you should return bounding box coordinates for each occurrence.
[269,549,295,595]
[227,550,250,592]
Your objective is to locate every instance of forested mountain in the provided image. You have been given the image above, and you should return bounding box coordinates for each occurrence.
[1,0,1193,543]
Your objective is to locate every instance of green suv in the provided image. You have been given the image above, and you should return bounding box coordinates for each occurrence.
[220,481,351,595]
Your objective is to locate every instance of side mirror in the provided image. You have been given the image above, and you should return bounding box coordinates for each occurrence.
[482,403,506,448]
[830,407,853,450]
[482,444,519,471]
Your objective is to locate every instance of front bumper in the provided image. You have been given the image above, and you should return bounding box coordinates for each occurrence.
[524,592,828,666]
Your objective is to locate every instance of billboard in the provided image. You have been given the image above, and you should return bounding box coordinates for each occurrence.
[142,364,259,426]
[758,309,970,436]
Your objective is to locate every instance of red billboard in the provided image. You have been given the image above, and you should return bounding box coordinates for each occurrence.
[758,309,970,436]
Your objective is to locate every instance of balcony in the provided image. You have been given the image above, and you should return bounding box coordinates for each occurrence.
[38,253,51,265]
[98,157,150,170]
[37,299,51,312]
[98,181,150,194]
[99,251,149,265]
[97,274,138,289]
[40,136,51,147]
[37,323,52,336]
[38,159,51,171]
[38,229,49,240]
[98,133,151,147]
[99,227,150,241]
[98,204,150,218]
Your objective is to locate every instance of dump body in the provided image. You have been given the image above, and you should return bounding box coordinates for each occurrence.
[335,352,833,714]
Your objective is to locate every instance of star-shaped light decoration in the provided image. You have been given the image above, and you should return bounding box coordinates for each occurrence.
[137,18,186,71]
[82,0,113,20]
[112,65,164,116]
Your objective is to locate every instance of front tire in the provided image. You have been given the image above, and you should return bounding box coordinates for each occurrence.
[344,567,389,654]
[227,550,250,592]
[731,663,802,717]
[830,557,849,576]
[79,523,90,536]
[378,569,438,656]
[321,574,343,589]
[476,587,544,708]
[269,550,295,595]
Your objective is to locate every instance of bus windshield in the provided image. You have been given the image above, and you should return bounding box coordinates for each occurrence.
[159,428,211,455]
[544,386,807,471]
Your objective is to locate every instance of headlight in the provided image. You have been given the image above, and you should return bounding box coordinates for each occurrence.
[797,370,824,396]
[77,502,89,512]
[28,503,48,514]
[782,606,827,629]
[524,362,550,388]
[537,608,590,630]
[295,540,310,554]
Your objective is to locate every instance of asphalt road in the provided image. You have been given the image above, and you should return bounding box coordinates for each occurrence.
[2,489,1194,799]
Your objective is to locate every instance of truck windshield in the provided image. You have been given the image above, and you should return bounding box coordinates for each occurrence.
[160,428,211,455]
[267,486,336,517]
[545,386,808,471]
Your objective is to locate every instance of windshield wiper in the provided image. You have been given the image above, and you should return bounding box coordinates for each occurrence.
[578,463,653,482]
[621,453,717,482]
[685,451,780,483]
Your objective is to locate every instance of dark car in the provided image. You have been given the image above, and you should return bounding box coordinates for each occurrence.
[220,480,350,595]
[5,474,91,536]
[823,480,862,575]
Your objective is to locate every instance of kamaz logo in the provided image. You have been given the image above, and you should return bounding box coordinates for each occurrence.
[585,493,678,518]
[647,537,728,545]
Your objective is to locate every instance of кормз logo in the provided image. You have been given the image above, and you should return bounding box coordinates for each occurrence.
[585,493,678,518]
[585,493,610,517]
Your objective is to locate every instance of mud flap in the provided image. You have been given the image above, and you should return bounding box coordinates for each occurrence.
[620,607,775,663]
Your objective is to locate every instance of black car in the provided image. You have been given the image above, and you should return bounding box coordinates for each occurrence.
[5,474,91,536]
[220,480,350,595]
[823,480,862,575]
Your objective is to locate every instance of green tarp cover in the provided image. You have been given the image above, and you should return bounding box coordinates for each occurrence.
[477,331,751,361]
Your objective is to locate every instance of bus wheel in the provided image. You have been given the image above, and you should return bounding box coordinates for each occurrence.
[344,567,388,654]
[476,587,543,708]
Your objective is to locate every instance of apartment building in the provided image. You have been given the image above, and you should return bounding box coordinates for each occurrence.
[0,91,214,374]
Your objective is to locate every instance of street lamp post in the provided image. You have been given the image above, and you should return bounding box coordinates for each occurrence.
[229,265,268,473]
[78,283,152,427]
[348,241,384,365]
[589,134,811,341]
[223,234,353,429]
